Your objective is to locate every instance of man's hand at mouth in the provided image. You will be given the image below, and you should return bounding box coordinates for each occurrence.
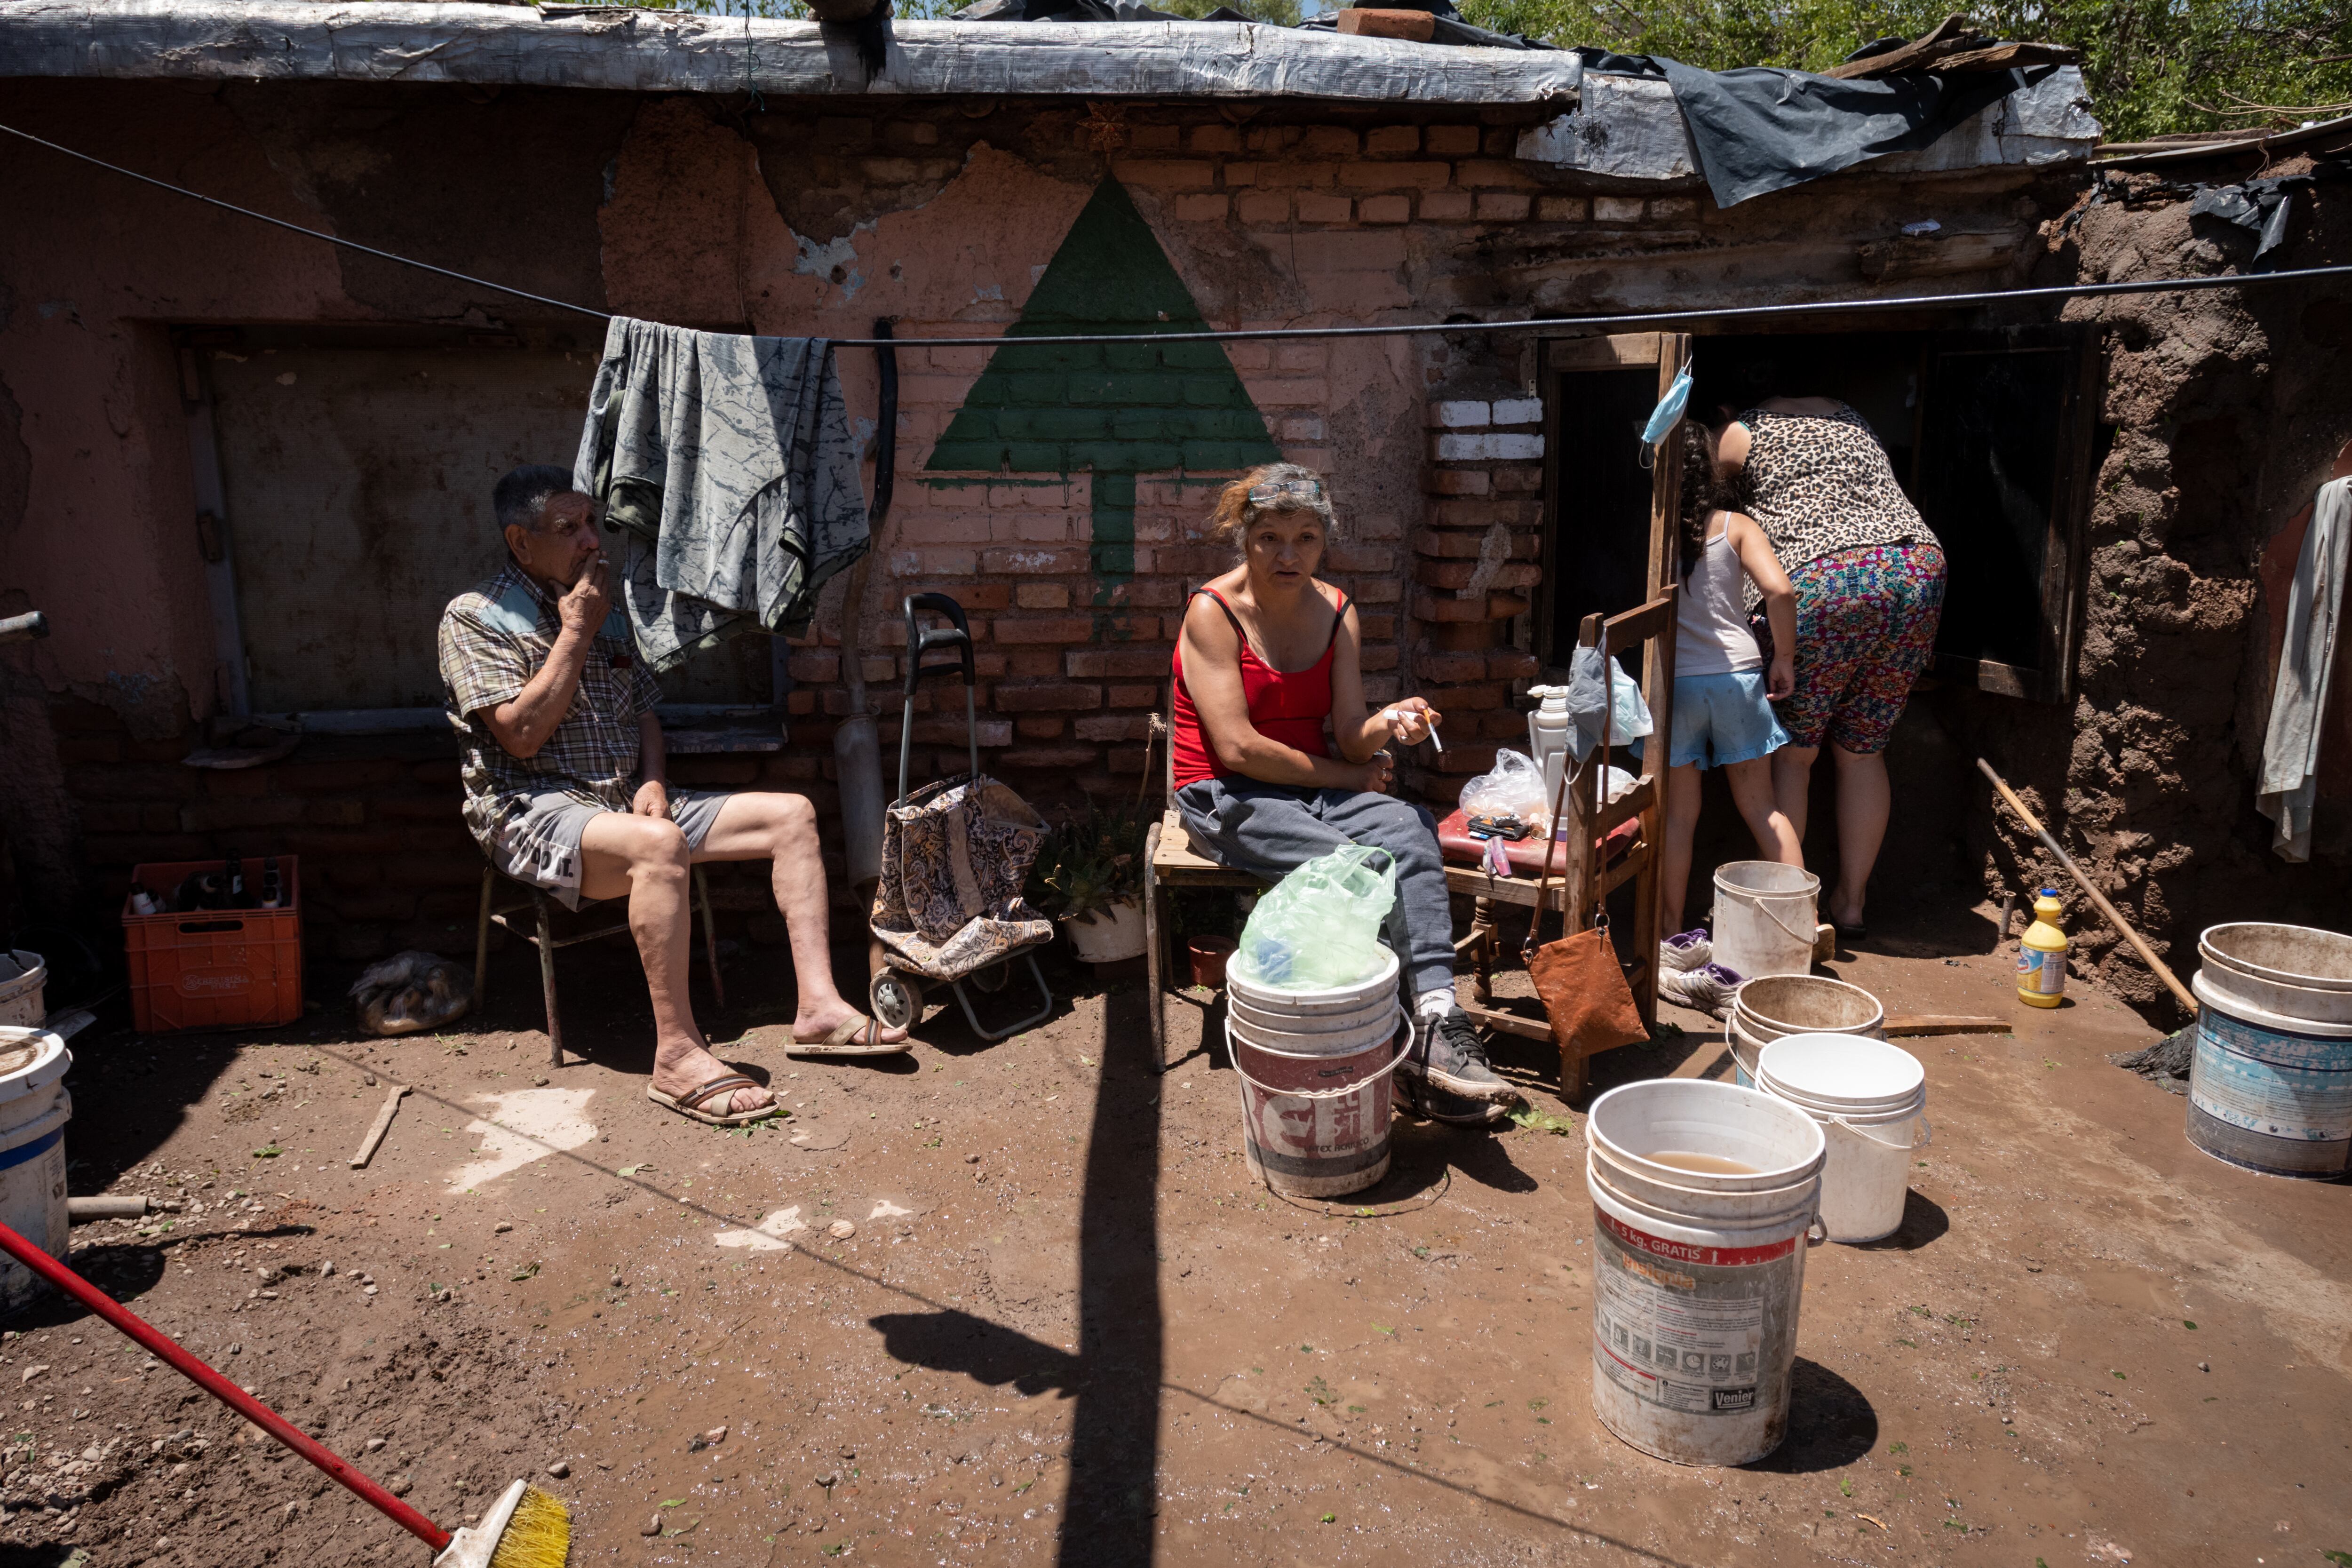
[632,778,670,819]
[558,553,612,634]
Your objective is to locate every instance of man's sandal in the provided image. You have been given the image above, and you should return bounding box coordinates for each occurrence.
[785,1015,910,1058]
[647,1074,777,1126]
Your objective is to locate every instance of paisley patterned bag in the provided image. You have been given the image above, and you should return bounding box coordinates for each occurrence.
[871,775,1055,981]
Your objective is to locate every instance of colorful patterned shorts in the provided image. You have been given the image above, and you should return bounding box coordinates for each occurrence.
[1770,541,1947,755]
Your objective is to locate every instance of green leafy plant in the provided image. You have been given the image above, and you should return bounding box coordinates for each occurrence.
[1452,0,2352,142]
[1028,804,1150,922]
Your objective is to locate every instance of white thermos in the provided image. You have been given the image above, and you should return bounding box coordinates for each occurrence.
[1526,684,1573,821]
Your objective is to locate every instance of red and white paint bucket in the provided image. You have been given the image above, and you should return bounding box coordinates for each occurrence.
[1584,1079,1825,1466]
[1228,951,1401,1199]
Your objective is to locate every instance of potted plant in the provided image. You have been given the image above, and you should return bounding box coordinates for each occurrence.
[1031,804,1149,964]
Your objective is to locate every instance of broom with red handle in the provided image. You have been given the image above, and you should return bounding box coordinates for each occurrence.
[0,1218,567,1566]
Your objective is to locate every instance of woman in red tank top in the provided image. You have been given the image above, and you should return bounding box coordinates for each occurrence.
[1168,464,1521,1126]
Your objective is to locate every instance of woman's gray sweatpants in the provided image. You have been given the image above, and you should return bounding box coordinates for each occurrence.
[1175,777,1454,996]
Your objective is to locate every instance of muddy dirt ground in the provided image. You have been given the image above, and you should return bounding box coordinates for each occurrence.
[7,894,2349,1568]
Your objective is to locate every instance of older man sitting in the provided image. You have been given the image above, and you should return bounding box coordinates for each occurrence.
[438,464,905,1126]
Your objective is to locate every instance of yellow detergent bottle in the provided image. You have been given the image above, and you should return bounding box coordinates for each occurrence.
[2017,887,2067,1008]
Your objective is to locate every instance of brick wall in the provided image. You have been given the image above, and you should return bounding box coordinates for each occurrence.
[1406,394,1546,804]
[50,700,820,962]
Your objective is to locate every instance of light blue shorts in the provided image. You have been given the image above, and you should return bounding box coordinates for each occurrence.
[1669,670,1789,770]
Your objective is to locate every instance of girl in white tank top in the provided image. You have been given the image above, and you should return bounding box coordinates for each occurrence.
[1657,426,1806,1013]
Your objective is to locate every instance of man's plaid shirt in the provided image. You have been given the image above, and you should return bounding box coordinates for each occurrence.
[438,561,666,849]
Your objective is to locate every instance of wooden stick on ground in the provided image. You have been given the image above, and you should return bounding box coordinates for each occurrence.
[1976,758,2199,1012]
[348,1084,409,1170]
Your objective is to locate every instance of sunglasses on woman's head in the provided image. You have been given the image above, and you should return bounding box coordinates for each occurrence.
[1248,478,1325,505]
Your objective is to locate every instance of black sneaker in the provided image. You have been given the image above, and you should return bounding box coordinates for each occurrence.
[1400,1011,1521,1104]
[1397,1070,1514,1127]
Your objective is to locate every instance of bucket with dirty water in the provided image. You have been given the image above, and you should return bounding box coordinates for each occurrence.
[1228,950,1401,1198]
[0,952,46,1030]
[1728,974,1885,1089]
[2186,923,2352,1178]
[0,1027,72,1311]
[1710,862,1820,982]
[1584,1080,1824,1465]
[1754,1033,1926,1242]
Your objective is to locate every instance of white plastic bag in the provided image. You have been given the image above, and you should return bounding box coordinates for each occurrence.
[1233,845,1398,990]
[1458,749,1549,825]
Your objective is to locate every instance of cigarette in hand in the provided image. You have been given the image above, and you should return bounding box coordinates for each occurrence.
[1384,709,1443,752]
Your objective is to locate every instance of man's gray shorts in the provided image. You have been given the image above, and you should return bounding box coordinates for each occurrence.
[486,788,734,909]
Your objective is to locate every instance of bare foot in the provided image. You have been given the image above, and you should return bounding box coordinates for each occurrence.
[791,1003,909,1047]
[651,1039,774,1116]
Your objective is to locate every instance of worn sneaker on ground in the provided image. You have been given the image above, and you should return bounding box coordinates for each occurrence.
[1397,1070,1513,1127]
[1656,961,1745,1019]
[1399,1011,1522,1104]
[1658,929,1712,972]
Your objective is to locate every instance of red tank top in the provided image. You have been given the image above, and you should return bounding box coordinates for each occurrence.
[1170,585,1348,788]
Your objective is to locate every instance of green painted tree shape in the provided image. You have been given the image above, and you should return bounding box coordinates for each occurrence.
[926,178,1280,619]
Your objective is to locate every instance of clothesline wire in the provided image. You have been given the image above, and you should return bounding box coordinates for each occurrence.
[9,117,2352,350]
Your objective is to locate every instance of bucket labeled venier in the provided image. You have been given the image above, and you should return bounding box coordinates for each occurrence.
[0,1028,73,1310]
[1228,950,1401,1199]
[2186,923,2352,1178]
[1584,1081,1824,1466]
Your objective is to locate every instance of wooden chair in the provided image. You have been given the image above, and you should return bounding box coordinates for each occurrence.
[1142,710,1273,1072]
[1445,593,1676,1097]
[473,855,726,1067]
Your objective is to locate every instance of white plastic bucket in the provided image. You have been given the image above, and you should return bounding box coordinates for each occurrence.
[2196,923,2352,1024]
[1728,975,1885,1088]
[1711,862,1820,982]
[1584,1080,1824,1466]
[0,952,46,1030]
[1227,948,1399,1019]
[2187,932,2352,1178]
[1755,1033,1928,1243]
[1228,948,1402,1199]
[0,1027,73,1310]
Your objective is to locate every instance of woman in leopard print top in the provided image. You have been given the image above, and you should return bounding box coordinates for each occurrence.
[1712,397,1947,940]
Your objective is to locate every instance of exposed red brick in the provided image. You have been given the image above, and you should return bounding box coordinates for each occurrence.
[1416,652,1490,683]
[1074,713,1154,742]
[1423,469,1490,496]
[1107,683,1162,708]
[1108,159,1216,189]
[1009,650,1062,678]
[1067,647,1174,679]
[993,684,1103,713]
[1417,561,1540,590]
[1488,651,1541,680]
[1429,621,1504,651]
[993,616,1096,645]
[998,746,1102,770]
[1015,716,1067,740]
[1424,125,1481,156]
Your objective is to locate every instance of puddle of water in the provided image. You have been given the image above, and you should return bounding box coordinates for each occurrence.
[444,1087,598,1190]
[715,1205,807,1252]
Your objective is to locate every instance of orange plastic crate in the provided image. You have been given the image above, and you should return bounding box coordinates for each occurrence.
[123,857,304,1034]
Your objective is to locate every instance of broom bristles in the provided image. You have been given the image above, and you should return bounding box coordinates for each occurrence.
[486,1484,571,1568]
